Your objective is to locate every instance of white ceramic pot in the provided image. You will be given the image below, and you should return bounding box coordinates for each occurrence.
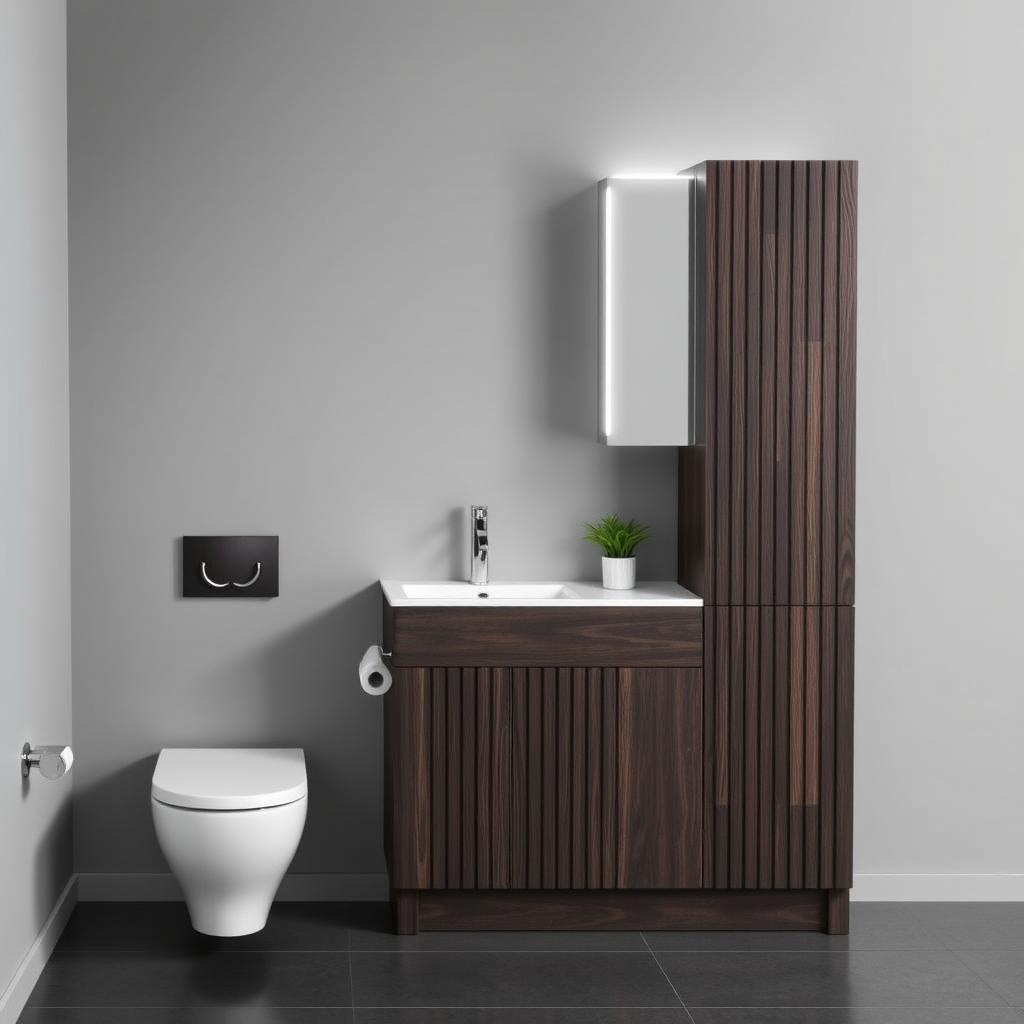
[602,556,636,590]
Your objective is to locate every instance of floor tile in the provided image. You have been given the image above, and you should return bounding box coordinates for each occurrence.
[644,904,941,951]
[350,951,679,1008]
[957,950,1024,1003]
[687,1010,1024,1023]
[654,950,1008,1008]
[908,903,1024,950]
[26,951,351,1008]
[355,1011,690,1024]
[56,902,350,952]
[345,903,647,951]
[19,1011,353,1023]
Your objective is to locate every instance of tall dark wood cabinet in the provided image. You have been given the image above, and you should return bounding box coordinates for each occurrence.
[679,160,857,929]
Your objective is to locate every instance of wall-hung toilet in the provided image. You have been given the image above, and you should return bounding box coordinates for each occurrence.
[151,748,307,936]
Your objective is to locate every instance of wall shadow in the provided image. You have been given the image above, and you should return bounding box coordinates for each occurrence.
[542,185,601,440]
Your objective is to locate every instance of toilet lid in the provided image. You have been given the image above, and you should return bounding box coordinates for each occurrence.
[152,748,307,810]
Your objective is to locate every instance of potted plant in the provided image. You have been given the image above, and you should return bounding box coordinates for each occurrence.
[583,514,650,590]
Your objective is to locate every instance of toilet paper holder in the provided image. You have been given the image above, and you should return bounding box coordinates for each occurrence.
[22,742,74,780]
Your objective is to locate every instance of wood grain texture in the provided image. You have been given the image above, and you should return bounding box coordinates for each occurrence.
[418,888,828,932]
[837,163,858,605]
[617,667,703,888]
[700,605,853,890]
[389,607,702,667]
[385,662,704,896]
[384,668,432,889]
[678,160,856,610]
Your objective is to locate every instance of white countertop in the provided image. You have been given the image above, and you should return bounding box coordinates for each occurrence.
[381,579,703,608]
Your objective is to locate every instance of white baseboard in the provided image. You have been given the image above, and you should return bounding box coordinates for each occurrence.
[853,873,1024,901]
[0,875,78,1024]
[77,871,389,902]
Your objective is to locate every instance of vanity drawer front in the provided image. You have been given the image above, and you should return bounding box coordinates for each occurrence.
[385,606,703,667]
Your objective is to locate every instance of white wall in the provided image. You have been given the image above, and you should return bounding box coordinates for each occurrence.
[0,0,73,1007]
[68,0,1024,896]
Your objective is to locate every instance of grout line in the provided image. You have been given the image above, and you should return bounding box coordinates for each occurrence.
[939,946,1018,1010]
[347,946,356,1016]
[642,932,697,1024]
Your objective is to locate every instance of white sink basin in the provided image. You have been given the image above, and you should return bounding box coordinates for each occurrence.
[380,580,703,607]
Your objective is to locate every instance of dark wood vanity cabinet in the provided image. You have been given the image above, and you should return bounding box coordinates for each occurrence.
[386,664,702,892]
[382,604,847,934]
[383,159,856,935]
[383,607,708,932]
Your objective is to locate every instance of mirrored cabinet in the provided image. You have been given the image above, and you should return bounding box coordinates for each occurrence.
[599,176,696,446]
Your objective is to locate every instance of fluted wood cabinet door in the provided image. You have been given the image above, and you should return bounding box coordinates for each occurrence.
[384,665,703,891]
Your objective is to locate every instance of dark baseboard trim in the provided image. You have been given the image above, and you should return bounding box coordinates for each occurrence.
[400,887,846,934]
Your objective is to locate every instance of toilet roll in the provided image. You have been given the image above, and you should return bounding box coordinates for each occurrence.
[359,644,392,696]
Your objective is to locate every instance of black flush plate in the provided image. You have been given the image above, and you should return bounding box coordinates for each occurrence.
[182,536,279,598]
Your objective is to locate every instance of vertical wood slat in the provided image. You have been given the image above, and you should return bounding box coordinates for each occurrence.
[743,606,759,888]
[475,670,490,888]
[788,605,805,886]
[806,162,824,607]
[702,608,716,887]
[757,607,775,888]
[819,610,836,889]
[729,606,745,887]
[714,163,733,605]
[745,162,762,606]
[586,668,602,888]
[601,668,618,889]
[714,607,730,885]
[835,607,855,885]
[556,669,572,889]
[790,163,808,606]
[774,162,792,606]
[571,669,587,888]
[773,606,789,887]
[760,162,777,606]
[804,607,821,887]
[821,162,839,606]
[730,163,747,605]
[461,672,477,888]
[491,668,511,889]
[702,164,718,605]
[837,163,857,605]
[446,668,462,887]
[431,667,447,888]
[541,668,557,888]
[527,668,543,888]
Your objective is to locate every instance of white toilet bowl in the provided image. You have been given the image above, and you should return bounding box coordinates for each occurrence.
[151,748,307,936]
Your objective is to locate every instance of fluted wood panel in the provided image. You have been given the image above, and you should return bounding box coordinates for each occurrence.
[428,667,512,890]
[511,667,620,889]
[701,606,853,890]
[386,664,703,892]
[679,160,857,608]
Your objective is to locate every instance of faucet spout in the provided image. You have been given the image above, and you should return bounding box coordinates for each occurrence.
[470,505,489,586]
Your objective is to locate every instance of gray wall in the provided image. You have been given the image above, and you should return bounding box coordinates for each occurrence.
[69,0,1024,891]
[0,0,72,998]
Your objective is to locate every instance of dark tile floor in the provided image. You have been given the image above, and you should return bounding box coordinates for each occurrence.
[19,901,1024,1023]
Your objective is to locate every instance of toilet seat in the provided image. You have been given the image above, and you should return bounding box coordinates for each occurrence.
[152,748,306,811]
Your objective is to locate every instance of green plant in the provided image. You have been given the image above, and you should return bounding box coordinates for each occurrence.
[582,514,651,558]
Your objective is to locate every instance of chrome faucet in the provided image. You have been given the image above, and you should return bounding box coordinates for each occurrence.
[470,505,489,585]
